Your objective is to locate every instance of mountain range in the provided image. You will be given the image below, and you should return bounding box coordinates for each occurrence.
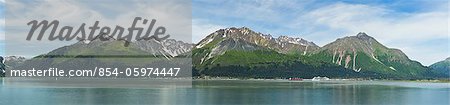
[192,27,445,79]
[3,56,26,69]
[4,27,448,79]
[8,34,193,77]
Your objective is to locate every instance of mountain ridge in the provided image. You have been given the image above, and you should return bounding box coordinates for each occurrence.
[308,32,436,78]
[192,27,444,79]
[7,27,446,79]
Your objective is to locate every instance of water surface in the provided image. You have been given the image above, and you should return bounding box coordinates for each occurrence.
[1,79,449,105]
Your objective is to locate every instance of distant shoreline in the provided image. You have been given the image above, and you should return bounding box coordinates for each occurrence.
[192,76,450,82]
[2,77,448,83]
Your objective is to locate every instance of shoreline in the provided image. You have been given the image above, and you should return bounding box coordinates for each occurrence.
[1,76,449,83]
[192,76,450,83]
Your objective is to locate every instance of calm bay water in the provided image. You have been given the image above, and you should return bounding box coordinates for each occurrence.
[0,79,449,105]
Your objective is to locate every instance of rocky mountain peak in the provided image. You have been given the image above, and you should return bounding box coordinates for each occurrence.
[222,27,257,38]
[355,32,374,40]
[3,56,27,69]
[277,35,317,46]
[330,32,378,49]
[445,57,450,61]
[4,56,26,62]
[356,32,368,37]
[196,27,319,52]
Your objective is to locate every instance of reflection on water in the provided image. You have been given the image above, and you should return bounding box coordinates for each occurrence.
[1,79,449,105]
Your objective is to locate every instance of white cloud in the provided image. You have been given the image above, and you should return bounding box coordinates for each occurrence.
[192,1,448,65]
[192,19,225,43]
[195,0,306,25]
[299,3,447,41]
[294,2,449,65]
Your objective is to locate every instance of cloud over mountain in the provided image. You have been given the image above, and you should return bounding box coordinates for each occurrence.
[193,0,449,65]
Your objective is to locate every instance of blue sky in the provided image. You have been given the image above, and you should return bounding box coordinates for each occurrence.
[192,0,449,65]
[0,1,3,57]
[0,0,448,66]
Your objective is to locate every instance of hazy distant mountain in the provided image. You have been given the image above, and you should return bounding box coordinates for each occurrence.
[3,56,27,69]
[430,57,450,76]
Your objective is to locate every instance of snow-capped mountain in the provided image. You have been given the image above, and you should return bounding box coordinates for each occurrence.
[194,27,319,63]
